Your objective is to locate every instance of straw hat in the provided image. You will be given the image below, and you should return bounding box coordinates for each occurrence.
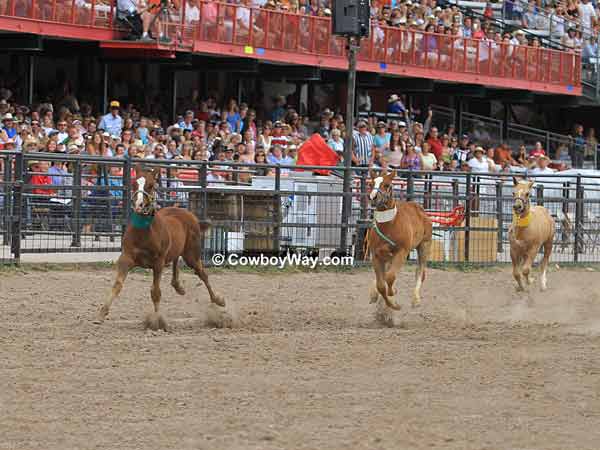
[473,146,485,154]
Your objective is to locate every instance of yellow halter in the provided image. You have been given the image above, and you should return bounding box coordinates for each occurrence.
[512,211,532,228]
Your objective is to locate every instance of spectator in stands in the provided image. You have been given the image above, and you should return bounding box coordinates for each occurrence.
[426,126,443,160]
[531,155,555,175]
[28,160,53,195]
[494,142,518,166]
[178,110,194,131]
[486,147,499,172]
[562,27,579,51]
[572,123,586,167]
[353,120,374,166]
[522,2,537,29]
[420,142,437,171]
[0,113,18,148]
[454,134,470,164]
[373,121,390,152]
[267,144,285,164]
[555,142,571,163]
[387,94,406,114]
[579,0,597,35]
[467,146,493,173]
[48,160,72,196]
[583,36,598,63]
[327,128,344,156]
[530,141,546,158]
[515,144,528,166]
[98,101,123,137]
[400,144,420,170]
[222,99,241,133]
[584,128,597,159]
[270,121,289,149]
[270,95,286,123]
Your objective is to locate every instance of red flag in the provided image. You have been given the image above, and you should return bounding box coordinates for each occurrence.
[296,133,341,175]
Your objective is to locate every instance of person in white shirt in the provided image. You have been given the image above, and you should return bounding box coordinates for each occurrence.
[530,155,556,175]
[467,146,493,173]
[579,0,596,35]
[327,128,344,155]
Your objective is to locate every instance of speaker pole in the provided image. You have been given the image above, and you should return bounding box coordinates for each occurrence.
[340,35,360,256]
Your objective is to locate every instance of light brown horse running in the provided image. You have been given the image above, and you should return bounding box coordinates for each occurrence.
[365,169,432,325]
[94,166,225,330]
[509,179,555,292]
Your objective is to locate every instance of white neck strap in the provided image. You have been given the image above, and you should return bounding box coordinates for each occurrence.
[374,206,397,223]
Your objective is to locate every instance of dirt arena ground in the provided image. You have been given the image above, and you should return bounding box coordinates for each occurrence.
[3,265,600,450]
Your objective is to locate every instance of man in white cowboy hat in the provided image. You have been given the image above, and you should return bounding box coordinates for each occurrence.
[531,154,555,176]
[1,112,18,141]
[387,94,406,114]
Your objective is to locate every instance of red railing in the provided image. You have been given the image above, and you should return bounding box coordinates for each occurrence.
[0,0,581,92]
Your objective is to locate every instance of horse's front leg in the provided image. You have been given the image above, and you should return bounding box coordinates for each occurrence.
[522,248,538,287]
[510,247,525,292]
[94,255,133,324]
[384,248,410,299]
[144,260,168,331]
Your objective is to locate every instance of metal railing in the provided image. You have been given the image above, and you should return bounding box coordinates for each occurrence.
[0,0,582,92]
[3,152,600,266]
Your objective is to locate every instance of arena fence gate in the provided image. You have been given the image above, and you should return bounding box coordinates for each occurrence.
[1,151,600,267]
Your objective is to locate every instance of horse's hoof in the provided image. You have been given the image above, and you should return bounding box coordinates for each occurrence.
[374,298,395,327]
[94,306,109,324]
[144,312,168,332]
[369,288,379,304]
[212,295,226,307]
[173,284,186,296]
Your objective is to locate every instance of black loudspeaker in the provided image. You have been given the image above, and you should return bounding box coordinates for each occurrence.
[332,0,370,38]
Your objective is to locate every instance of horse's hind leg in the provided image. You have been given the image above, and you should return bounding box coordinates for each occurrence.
[184,253,225,307]
[413,240,431,307]
[94,255,133,324]
[540,239,553,291]
[171,257,186,295]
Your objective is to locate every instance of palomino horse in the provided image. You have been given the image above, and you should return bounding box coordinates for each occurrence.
[509,179,555,292]
[365,169,433,326]
[94,166,225,330]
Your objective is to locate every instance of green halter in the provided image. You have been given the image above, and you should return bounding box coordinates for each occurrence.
[130,211,154,229]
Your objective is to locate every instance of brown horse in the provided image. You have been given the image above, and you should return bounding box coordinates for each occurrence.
[94,166,226,330]
[509,178,555,292]
[365,169,433,326]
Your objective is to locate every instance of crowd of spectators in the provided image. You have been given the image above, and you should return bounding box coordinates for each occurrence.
[0,91,597,200]
[115,0,594,56]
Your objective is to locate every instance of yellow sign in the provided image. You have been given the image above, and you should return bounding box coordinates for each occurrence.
[244,46,254,54]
